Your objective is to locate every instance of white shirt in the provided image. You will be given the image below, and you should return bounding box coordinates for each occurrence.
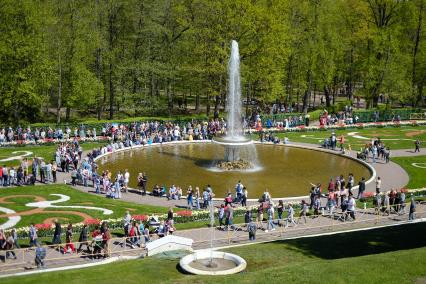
[348,198,356,211]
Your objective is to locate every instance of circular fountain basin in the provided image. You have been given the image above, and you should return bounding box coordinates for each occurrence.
[97,142,372,198]
[180,250,247,275]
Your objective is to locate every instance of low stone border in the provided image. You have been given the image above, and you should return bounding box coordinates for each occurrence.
[179,250,247,275]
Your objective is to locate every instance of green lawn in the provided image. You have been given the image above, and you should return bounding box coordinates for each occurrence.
[392,155,426,189]
[0,184,167,228]
[0,142,106,167]
[254,125,426,150]
[3,222,426,284]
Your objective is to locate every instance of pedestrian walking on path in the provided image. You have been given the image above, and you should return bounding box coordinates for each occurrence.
[415,139,421,153]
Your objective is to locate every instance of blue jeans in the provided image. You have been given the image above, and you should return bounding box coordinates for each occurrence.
[268,218,275,230]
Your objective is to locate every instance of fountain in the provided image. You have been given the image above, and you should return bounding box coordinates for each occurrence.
[179,198,247,275]
[212,40,258,171]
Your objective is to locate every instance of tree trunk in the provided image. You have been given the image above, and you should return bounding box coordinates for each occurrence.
[324,86,331,107]
[302,91,309,114]
[206,93,210,117]
[413,1,424,106]
[96,47,103,120]
[195,94,200,113]
[167,79,173,114]
[109,62,114,120]
[66,107,71,121]
[57,54,62,124]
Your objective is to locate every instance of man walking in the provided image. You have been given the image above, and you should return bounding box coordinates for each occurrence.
[415,139,420,153]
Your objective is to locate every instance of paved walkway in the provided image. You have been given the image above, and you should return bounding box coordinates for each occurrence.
[1,203,425,276]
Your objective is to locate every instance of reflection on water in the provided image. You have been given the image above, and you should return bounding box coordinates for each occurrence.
[97,144,371,198]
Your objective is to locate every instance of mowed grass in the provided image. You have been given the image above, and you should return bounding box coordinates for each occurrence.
[392,155,426,189]
[3,222,426,284]
[0,142,106,167]
[0,184,167,228]
[253,125,426,150]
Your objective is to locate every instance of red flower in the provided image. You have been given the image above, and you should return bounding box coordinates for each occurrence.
[176,210,192,217]
[84,218,101,225]
[363,192,375,198]
[35,223,52,230]
[133,215,148,222]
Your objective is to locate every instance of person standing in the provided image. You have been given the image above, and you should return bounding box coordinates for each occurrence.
[235,180,243,202]
[35,242,47,268]
[195,187,201,210]
[64,224,76,253]
[285,203,296,228]
[266,204,276,232]
[357,177,366,200]
[244,210,252,226]
[123,211,132,237]
[372,145,378,163]
[123,169,130,193]
[298,200,308,224]
[29,223,38,247]
[11,228,19,249]
[346,195,356,221]
[225,205,234,230]
[52,161,57,183]
[218,204,225,227]
[186,186,193,209]
[277,200,284,220]
[415,139,421,153]
[409,196,416,221]
[2,165,9,186]
[3,233,17,259]
[247,218,257,241]
[241,187,248,207]
[78,224,91,253]
[375,177,381,194]
[52,220,62,248]
[46,161,52,183]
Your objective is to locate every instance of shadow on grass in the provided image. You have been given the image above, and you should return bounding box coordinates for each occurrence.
[281,222,426,260]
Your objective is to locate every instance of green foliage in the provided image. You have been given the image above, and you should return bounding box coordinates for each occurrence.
[0,0,425,124]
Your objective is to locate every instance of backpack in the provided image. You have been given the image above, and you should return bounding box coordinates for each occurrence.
[248,223,256,233]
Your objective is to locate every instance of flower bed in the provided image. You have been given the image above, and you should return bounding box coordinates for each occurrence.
[6,188,425,239]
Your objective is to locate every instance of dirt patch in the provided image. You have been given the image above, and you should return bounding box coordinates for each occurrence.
[0,195,46,204]
[43,217,71,224]
[0,208,94,221]
[405,130,425,137]
[366,132,396,137]
[126,208,137,212]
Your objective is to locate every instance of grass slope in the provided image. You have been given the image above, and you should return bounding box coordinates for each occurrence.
[253,125,426,150]
[392,155,426,189]
[3,222,426,284]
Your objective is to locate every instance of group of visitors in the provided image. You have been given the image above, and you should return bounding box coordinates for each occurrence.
[0,119,229,146]
[357,138,391,163]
